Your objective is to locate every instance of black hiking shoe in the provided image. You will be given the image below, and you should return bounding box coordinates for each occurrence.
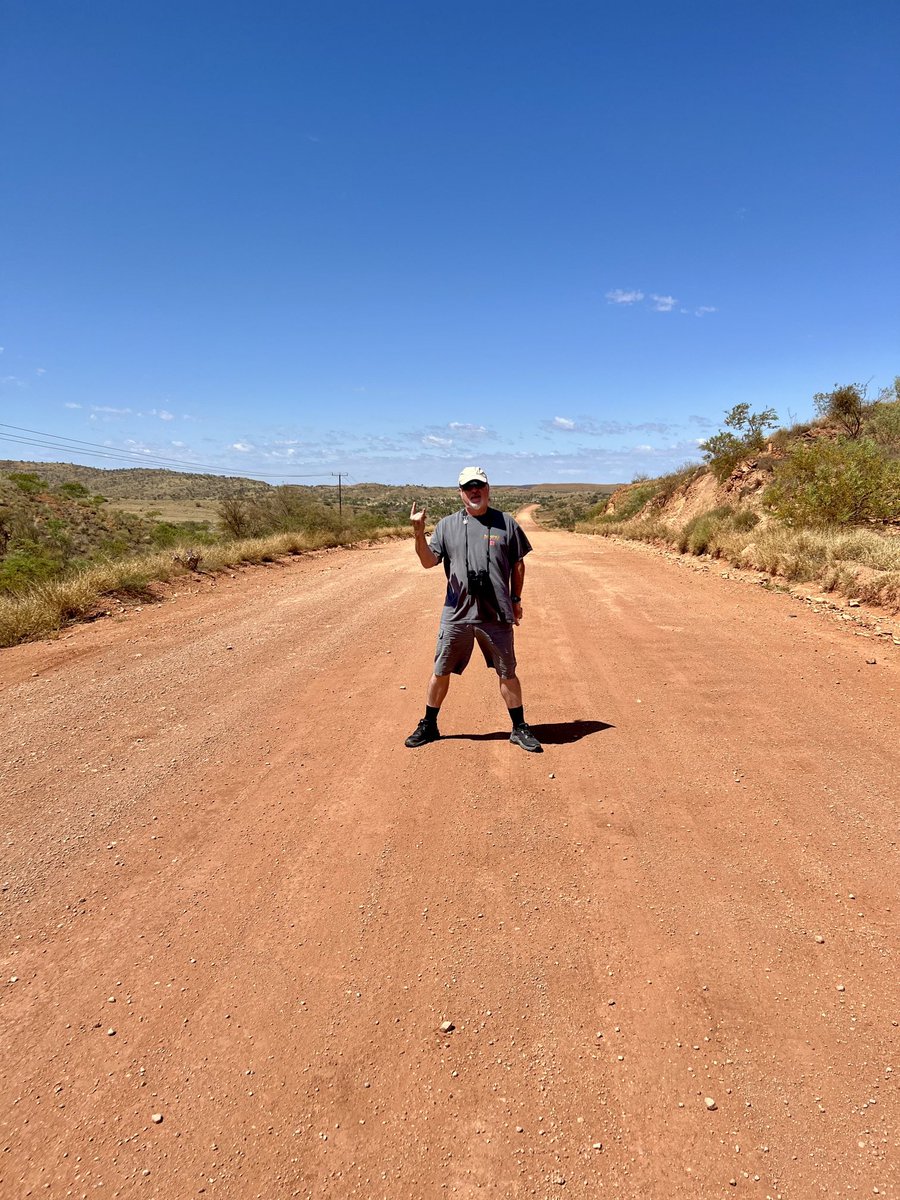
[405,719,440,748]
[510,723,542,753]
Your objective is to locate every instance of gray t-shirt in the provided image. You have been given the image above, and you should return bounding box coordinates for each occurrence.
[428,507,532,624]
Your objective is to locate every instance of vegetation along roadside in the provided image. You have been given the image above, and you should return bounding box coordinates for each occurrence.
[0,470,603,648]
[568,378,900,612]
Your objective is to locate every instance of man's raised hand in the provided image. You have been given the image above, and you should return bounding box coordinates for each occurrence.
[410,501,427,531]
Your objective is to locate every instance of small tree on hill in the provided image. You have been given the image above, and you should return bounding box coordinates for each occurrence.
[700,404,779,481]
[813,383,865,439]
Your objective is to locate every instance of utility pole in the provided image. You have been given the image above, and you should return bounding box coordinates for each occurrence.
[331,472,347,516]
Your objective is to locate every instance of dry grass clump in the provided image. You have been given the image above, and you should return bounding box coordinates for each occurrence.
[582,507,900,612]
[736,525,900,607]
[576,515,677,543]
[0,526,404,648]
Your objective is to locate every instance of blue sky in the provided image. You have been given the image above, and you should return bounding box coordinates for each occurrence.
[2,0,898,485]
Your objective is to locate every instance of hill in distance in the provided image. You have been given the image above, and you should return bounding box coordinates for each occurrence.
[0,461,274,501]
[0,461,622,501]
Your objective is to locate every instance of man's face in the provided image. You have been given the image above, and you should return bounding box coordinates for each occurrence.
[459,480,490,516]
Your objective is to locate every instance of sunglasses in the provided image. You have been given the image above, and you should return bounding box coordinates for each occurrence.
[460,482,485,493]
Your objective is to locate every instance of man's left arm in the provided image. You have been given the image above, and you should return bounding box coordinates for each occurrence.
[510,559,525,625]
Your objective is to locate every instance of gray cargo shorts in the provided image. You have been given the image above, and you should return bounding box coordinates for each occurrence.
[434,620,517,678]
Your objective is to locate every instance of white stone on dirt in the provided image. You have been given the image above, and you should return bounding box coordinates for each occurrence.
[815,935,825,943]
[440,1020,454,1033]
[151,1113,163,1124]
[705,1097,717,1110]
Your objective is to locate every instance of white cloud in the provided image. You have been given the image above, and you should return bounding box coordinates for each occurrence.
[650,294,677,312]
[232,442,254,452]
[552,416,576,430]
[448,422,488,435]
[156,409,174,421]
[64,402,82,409]
[694,306,717,316]
[35,367,46,376]
[422,434,453,447]
[605,289,644,305]
[1,375,25,387]
[91,405,132,415]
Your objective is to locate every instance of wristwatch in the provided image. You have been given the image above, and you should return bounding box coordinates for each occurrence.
[511,595,522,603]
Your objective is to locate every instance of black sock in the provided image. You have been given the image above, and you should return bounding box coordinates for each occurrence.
[508,705,525,729]
[425,705,441,727]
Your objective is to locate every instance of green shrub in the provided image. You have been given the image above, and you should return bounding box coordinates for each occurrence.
[150,520,215,548]
[57,481,91,499]
[865,398,900,453]
[0,545,64,593]
[814,383,865,438]
[677,507,734,555]
[653,464,705,503]
[584,496,611,520]
[700,404,779,481]
[600,480,659,523]
[732,509,760,532]
[766,438,900,525]
[7,472,47,495]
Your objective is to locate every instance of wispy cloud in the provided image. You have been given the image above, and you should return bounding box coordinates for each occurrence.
[543,416,679,437]
[448,422,489,436]
[35,367,47,376]
[605,289,644,305]
[649,293,677,312]
[1,375,26,387]
[91,405,132,415]
[415,422,494,449]
[231,442,254,452]
[64,402,82,409]
[607,287,716,316]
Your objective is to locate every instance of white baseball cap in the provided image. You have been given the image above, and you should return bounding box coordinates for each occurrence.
[458,466,488,487]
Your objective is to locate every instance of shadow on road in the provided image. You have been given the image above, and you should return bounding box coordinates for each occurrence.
[531,719,614,744]
[444,719,613,745]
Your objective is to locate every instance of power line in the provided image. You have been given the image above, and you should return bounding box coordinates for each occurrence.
[0,422,343,482]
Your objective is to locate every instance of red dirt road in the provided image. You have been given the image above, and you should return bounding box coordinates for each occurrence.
[1,514,898,1199]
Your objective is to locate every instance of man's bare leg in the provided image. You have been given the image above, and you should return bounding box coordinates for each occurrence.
[405,674,451,747]
[426,673,452,707]
[500,673,542,752]
[498,674,523,709]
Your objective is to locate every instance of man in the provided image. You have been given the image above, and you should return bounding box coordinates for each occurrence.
[405,466,542,753]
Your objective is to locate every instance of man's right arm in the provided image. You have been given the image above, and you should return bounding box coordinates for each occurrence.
[410,502,439,568]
